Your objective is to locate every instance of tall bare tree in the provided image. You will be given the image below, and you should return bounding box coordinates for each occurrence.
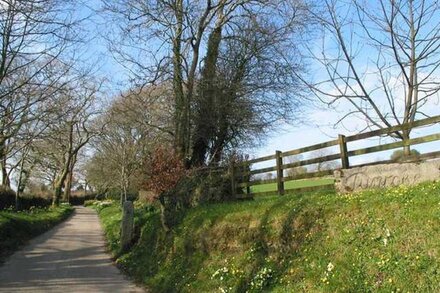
[303,0,440,154]
[88,86,173,203]
[191,4,308,165]
[0,0,84,186]
[102,0,309,165]
[30,77,101,205]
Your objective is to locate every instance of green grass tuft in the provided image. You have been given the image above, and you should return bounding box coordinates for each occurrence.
[98,181,440,292]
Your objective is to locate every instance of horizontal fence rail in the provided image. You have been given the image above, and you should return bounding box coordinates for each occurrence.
[345,115,440,142]
[228,115,440,198]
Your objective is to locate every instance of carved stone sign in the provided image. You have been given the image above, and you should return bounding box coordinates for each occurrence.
[335,160,440,193]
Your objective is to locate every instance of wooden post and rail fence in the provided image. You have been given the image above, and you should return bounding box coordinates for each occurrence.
[225,115,440,198]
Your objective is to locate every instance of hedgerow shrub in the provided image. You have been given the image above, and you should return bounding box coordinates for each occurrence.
[142,149,250,230]
[19,196,51,210]
[1,186,52,210]
[69,193,97,205]
[390,149,421,162]
[143,146,186,202]
[84,199,96,207]
[0,186,15,210]
[100,188,138,202]
[158,170,234,230]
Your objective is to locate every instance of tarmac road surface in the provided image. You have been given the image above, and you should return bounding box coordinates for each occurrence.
[0,206,144,292]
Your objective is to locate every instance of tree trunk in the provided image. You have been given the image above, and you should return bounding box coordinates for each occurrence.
[53,166,69,206]
[53,179,63,206]
[172,0,186,158]
[402,1,415,158]
[1,163,9,187]
[123,180,127,202]
[120,164,126,205]
[191,17,224,166]
[401,128,411,156]
[53,123,75,206]
[63,170,73,203]
[0,142,10,187]
[63,153,76,203]
[15,155,27,211]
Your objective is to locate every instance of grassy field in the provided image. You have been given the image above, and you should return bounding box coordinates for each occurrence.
[98,181,440,292]
[0,205,73,262]
[250,178,334,193]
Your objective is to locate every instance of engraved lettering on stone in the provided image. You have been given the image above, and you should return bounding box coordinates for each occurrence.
[335,161,440,193]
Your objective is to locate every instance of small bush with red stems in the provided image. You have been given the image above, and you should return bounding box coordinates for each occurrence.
[143,146,186,202]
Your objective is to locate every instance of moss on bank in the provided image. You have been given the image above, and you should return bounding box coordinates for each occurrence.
[98,182,440,292]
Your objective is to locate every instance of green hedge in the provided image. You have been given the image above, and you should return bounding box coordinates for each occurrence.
[0,186,15,210]
[69,193,97,206]
[0,186,52,210]
[0,185,100,210]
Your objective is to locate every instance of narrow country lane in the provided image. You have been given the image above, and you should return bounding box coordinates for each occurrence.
[0,206,144,292]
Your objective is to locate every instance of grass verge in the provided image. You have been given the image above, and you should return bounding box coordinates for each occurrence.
[250,178,334,193]
[98,181,440,292]
[0,205,74,262]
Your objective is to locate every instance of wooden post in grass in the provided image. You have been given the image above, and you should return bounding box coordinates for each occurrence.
[275,150,284,195]
[230,161,236,197]
[338,134,349,169]
[120,200,134,252]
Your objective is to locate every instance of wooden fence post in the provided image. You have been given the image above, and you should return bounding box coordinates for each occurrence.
[338,134,349,169]
[245,162,251,195]
[230,161,236,197]
[246,172,251,195]
[275,150,284,195]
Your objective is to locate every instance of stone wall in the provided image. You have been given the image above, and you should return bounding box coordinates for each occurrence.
[335,160,440,193]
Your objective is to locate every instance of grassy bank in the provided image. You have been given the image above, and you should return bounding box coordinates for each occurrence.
[98,181,440,292]
[0,205,74,261]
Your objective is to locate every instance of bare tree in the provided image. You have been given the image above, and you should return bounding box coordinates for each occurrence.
[309,149,340,172]
[191,5,308,165]
[264,173,274,180]
[85,151,117,196]
[30,77,101,205]
[303,0,440,154]
[284,155,307,177]
[0,60,83,188]
[102,0,309,163]
[88,87,173,204]
[102,0,227,158]
[0,0,85,186]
